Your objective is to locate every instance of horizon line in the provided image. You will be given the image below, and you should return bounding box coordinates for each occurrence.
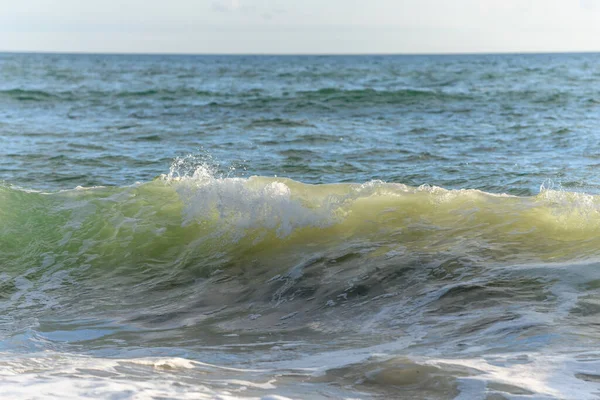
[2,50,600,57]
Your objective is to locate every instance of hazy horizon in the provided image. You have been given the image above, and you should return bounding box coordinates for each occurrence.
[3,50,600,57]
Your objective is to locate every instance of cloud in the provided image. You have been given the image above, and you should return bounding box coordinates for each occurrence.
[211,0,284,20]
[211,0,241,12]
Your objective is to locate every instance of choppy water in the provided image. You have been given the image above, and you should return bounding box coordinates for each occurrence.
[2,52,600,399]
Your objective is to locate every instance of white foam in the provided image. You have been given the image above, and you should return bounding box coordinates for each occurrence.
[0,352,292,400]
[168,166,335,238]
[428,353,600,400]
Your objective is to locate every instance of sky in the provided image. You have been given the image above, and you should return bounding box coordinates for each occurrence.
[1,0,600,54]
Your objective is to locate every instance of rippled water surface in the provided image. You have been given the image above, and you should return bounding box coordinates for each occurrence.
[3,53,600,194]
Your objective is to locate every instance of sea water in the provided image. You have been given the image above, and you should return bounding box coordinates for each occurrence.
[1,53,600,399]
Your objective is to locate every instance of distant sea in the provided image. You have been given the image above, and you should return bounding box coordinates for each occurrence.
[1,53,600,399]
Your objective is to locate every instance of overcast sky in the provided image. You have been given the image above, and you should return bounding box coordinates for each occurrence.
[1,0,600,54]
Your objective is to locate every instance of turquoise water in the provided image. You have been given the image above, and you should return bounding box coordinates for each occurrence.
[1,53,600,399]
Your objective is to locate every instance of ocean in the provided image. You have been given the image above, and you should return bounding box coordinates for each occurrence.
[1,52,600,399]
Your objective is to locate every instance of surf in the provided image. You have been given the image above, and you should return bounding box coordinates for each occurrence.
[1,161,600,399]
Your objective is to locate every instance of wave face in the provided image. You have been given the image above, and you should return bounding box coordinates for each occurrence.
[2,167,600,398]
